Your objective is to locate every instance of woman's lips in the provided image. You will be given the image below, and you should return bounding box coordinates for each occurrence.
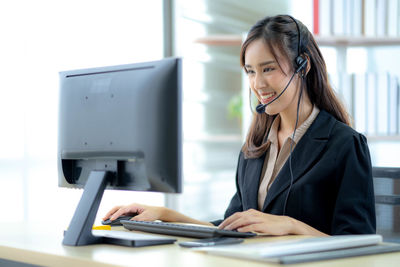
[260,92,276,104]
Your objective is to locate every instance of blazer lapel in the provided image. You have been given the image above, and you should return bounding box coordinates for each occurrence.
[262,110,336,212]
[242,154,265,210]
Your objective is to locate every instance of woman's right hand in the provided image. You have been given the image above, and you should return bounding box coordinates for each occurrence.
[102,203,165,222]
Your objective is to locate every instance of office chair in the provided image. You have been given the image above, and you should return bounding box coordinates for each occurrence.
[373,167,400,243]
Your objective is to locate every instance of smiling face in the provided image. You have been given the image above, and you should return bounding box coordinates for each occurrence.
[244,38,302,116]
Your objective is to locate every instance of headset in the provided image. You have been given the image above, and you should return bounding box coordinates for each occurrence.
[255,15,307,114]
[254,15,307,215]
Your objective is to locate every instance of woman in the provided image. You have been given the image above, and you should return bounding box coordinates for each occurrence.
[103,15,376,236]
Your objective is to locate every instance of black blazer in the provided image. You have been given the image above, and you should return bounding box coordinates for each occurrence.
[212,110,376,235]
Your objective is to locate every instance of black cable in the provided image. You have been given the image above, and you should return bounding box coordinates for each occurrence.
[282,77,304,215]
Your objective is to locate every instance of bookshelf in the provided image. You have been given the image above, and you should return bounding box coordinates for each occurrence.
[194,34,400,138]
[194,1,400,138]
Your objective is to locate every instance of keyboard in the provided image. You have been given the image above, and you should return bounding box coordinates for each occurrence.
[121,220,257,238]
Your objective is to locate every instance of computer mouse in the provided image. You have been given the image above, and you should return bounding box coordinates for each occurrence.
[101,215,136,226]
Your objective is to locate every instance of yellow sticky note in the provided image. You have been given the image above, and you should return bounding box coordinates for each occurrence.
[92,225,111,230]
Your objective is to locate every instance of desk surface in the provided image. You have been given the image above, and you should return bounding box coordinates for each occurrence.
[1,222,400,267]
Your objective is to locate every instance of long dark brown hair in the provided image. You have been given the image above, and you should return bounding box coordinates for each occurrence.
[241,15,350,159]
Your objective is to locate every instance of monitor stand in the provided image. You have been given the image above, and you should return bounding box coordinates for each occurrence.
[62,170,176,247]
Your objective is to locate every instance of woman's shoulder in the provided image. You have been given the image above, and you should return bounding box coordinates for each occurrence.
[318,110,367,145]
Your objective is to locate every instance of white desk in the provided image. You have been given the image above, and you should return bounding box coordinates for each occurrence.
[1,222,400,267]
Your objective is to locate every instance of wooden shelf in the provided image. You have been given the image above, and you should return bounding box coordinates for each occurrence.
[194,34,400,47]
[194,34,242,46]
[184,134,242,143]
[315,36,400,47]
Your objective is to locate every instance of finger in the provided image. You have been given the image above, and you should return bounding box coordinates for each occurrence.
[223,216,254,231]
[132,213,153,221]
[238,221,288,235]
[109,208,124,220]
[219,209,260,229]
[218,212,242,229]
[222,211,264,231]
[110,206,134,220]
[237,223,263,233]
[112,204,145,220]
[103,206,122,220]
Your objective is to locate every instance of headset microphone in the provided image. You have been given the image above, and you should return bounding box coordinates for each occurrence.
[255,57,306,114]
[255,103,268,114]
[255,75,293,114]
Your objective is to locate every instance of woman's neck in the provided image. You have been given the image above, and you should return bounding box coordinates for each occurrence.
[279,97,313,134]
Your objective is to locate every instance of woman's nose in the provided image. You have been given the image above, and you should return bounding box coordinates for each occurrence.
[254,73,267,90]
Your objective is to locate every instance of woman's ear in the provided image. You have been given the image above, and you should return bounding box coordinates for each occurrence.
[304,53,311,75]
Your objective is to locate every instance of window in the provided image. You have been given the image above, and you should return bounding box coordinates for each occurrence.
[0,0,164,224]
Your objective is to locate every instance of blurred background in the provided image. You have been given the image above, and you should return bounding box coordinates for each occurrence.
[0,0,399,239]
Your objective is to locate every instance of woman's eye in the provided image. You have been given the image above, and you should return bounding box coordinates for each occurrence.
[246,69,255,75]
[263,67,274,72]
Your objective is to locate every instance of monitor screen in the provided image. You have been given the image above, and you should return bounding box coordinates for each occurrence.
[58,58,182,246]
[58,57,182,193]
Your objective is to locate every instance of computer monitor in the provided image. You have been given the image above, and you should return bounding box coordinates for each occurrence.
[58,57,182,246]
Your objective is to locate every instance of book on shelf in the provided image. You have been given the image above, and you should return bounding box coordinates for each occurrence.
[340,72,353,115]
[351,0,363,36]
[363,0,376,36]
[338,72,400,136]
[313,0,320,35]
[396,76,400,135]
[328,73,340,94]
[344,0,352,36]
[375,0,387,36]
[318,0,331,36]
[315,0,398,37]
[366,72,377,135]
[398,0,400,36]
[387,0,399,37]
[388,75,399,135]
[353,73,367,133]
[377,73,389,135]
[332,0,345,36]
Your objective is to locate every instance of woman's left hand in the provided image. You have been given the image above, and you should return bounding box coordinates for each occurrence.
[218,209,294,235]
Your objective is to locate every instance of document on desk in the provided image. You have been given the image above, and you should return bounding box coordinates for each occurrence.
[195,234,395,263]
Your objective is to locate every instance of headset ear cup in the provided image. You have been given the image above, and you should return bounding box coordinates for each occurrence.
[294,56,307,76]
[296,56,305,69]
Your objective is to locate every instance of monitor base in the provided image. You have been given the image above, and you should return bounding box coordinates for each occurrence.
[62,170,175,247]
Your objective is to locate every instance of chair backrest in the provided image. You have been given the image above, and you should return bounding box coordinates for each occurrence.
[373,167,400,205]
[372,167,400,243]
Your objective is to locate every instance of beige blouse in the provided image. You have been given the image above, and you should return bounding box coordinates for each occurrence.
[257,106,320,210]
